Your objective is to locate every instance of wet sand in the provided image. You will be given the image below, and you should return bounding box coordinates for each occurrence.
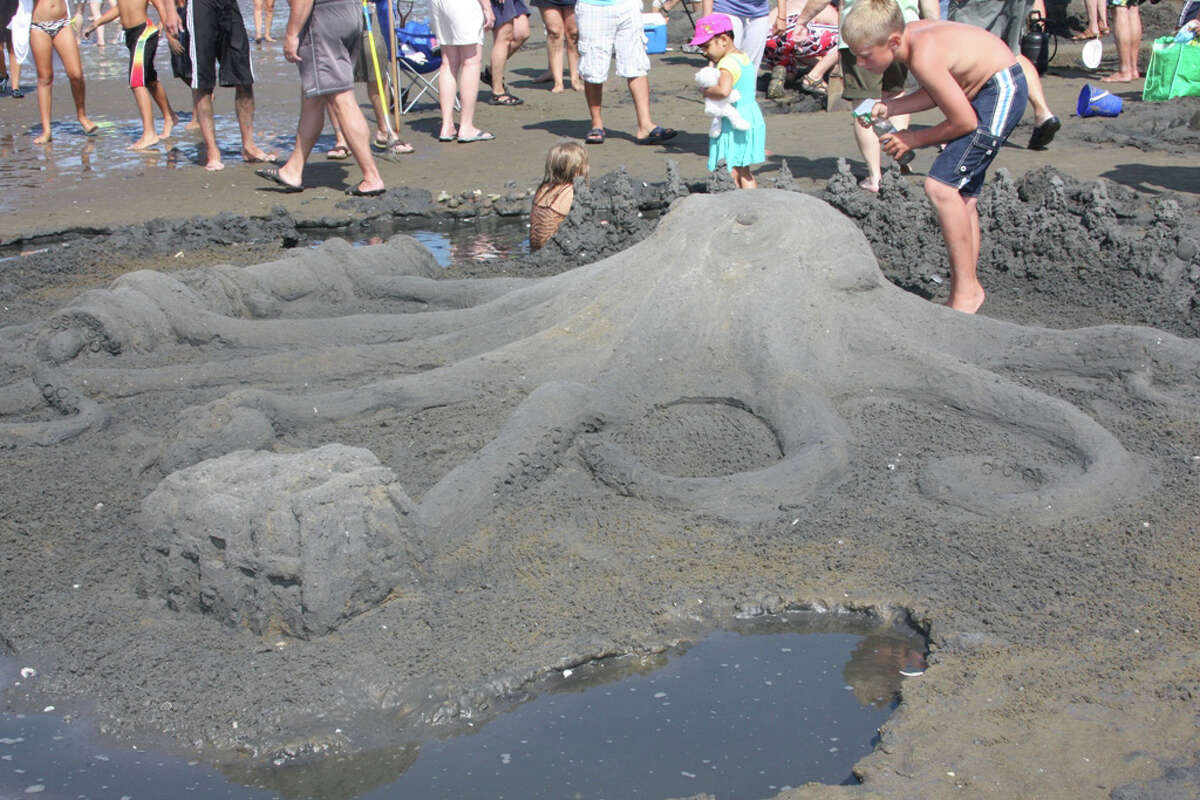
[2,7,1200,800]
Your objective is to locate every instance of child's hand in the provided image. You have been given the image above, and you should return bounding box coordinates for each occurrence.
[167,33,184,54]
[880,129,916,161]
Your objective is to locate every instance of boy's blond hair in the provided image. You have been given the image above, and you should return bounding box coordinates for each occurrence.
[541,139,589,187]
[841,0,906,49]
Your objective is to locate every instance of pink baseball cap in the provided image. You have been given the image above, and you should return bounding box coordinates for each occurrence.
[689,13,733,46]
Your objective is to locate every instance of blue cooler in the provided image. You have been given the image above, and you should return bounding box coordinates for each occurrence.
[643,13,667,54]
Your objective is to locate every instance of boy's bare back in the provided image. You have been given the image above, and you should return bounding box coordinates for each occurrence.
[903,19,1017,100]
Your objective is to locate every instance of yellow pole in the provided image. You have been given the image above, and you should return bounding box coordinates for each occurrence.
[362,0,396,140]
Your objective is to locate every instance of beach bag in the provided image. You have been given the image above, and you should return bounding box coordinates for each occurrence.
[1142,37,1200,101]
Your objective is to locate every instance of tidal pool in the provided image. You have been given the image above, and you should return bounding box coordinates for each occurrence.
[2,613,925,800]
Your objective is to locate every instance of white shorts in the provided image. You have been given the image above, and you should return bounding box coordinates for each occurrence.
[577,0,649,83]
[725,13,772,74]
[431,0,484,46]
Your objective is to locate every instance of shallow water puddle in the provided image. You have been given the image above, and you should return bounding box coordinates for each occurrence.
[304,216,531,267]
[2,614,925,799]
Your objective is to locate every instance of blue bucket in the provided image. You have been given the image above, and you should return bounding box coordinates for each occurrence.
[1077,84,1123,117]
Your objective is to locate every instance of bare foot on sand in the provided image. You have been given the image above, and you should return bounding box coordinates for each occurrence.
[129,134,160,150]
[185,118,200,132]
[1101,71,1139,82]
[160,112,179,139]
[859,176,879,193]
[947,284,985,314]
[204,156,225,171]
[34,131,51,144]
[242,147,278,164]
[551,83,565,93]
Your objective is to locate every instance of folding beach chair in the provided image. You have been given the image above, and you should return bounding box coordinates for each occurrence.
[391,18,458,113]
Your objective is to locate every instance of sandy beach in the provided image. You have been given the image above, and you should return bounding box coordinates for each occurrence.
[2,2,1200,799]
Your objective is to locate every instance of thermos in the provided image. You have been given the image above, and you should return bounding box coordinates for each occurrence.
[1021,11,1050,75]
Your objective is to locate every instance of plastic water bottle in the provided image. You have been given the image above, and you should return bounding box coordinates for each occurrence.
[1174,19,1199,44]
[853,99,915,166]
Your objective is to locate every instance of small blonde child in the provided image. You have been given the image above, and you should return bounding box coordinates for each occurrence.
[529,139,588,252]
[690,14,766,189]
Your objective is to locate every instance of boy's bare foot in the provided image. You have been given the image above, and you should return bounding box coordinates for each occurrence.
[33,131,51,144]
[79,117,98,135]
[242,146,278,163]
[264,34,275,42]
[946,285,985,313]
[1100,71,1139,82]
[129,134,160,150]
[204,156,225,171]
[161,112,179,139]
[859,176,880,193]
[185,118,200,132]
[551,83,565,93]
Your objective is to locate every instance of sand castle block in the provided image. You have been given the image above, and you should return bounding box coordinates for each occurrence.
[140,444,426,639]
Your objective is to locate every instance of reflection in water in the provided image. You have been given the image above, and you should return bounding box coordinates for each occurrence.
[2,616,926,799]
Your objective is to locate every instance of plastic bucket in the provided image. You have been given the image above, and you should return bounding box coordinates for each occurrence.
[1076,83,1123,117]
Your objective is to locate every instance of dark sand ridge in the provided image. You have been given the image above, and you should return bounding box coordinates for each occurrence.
[2,7,1200,800]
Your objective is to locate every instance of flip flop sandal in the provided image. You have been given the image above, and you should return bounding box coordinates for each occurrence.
[256,166,303,192]
[635,126,677,145]
[326,144,350,159]
[585,127,605,144]
[1027,116,1061,151]
[489,93,524,106]
[457,131,496,143]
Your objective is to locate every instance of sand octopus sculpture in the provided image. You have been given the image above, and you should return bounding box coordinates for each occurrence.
[2,190,1197,632]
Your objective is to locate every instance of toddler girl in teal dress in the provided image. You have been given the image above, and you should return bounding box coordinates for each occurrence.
[690,13,766,189]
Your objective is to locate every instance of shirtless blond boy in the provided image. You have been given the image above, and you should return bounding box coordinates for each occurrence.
[842,0,1028,313]
[85,0,180,149]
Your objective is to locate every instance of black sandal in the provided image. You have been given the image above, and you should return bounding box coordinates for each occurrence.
[489,92,524,106]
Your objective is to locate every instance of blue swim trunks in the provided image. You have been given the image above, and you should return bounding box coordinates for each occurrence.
[928,62,1028,197]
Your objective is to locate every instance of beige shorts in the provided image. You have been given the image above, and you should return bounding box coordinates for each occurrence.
[431,0,484,46]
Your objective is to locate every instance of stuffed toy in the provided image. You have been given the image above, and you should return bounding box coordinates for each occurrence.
[695,65,751,138]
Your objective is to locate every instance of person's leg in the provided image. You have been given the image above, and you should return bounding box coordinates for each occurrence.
[806,45,838,83]
[326,104,349,155]
[1016,54,1053,123]
[563,6,580,89]
[130,86,159,148]
[539,6,565,90]
[53,27,95,133]
[627,74,660,140]
[252,0,264,42]
[149,80,178,137]
[275,93,327,188]
[732,165,757,189]
[456,43,488,139]
[489,20,513,95]
[192,88,223,169]
[328,88,383,192]
[263,0,275,42]
[30,28,55,142]
[1103,4,1140,81]
[6,41,21,96]
[437,48,461,139]
[926,177,985,312]
[234,84,276,162]
[585,80,604,132]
